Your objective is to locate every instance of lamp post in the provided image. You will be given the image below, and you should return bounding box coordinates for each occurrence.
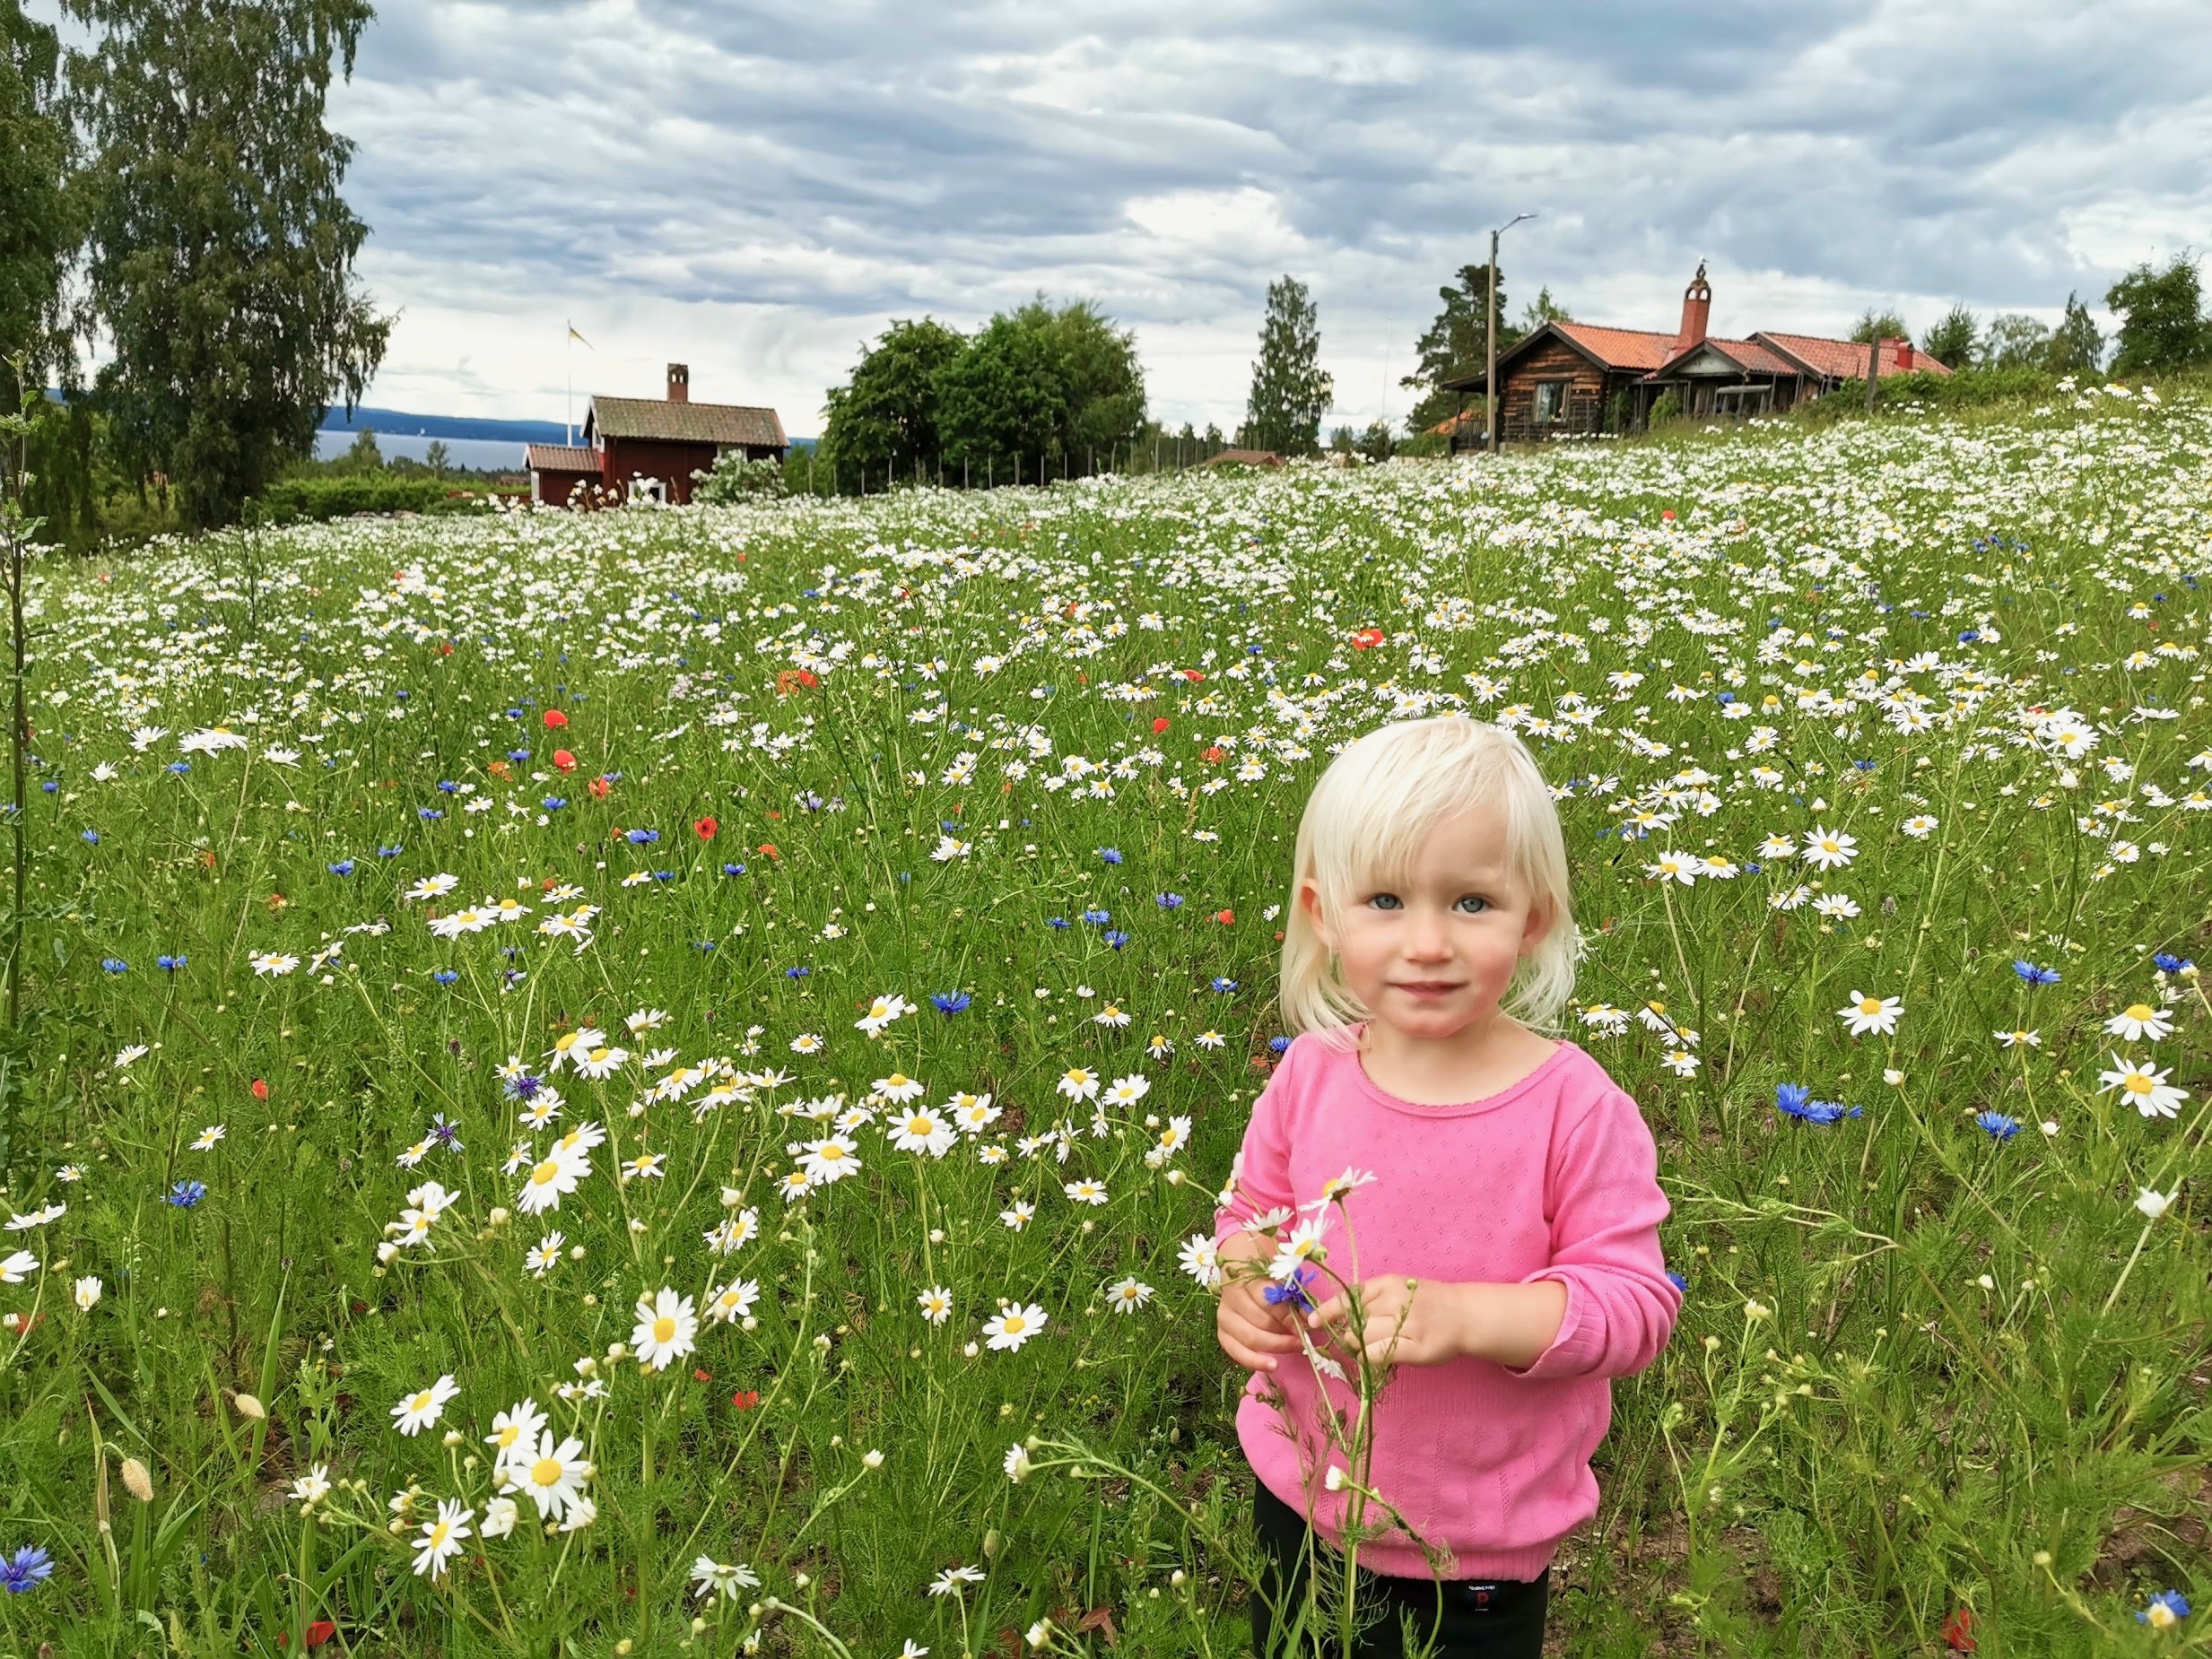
[1486,212,1536,456]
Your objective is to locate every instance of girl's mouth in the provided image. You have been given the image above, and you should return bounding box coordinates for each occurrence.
[1392,980,1463,997]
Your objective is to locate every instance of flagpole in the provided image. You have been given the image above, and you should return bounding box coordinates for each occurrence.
[566,319,573,447]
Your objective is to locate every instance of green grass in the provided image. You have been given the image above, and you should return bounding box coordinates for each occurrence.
[0,382,2208,1657]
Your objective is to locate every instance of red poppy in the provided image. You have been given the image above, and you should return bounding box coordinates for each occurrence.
[277,1622,338,1650]
[730,1389,761,1411]
[543,709,569,729]
[438,641,453,656]
[1202,746,1224,764]
[693,816,718,840]
[251,1078,269,1100]
[1660,509,1677,522]
[588,776,612,800]
[1215,909,1235,925]
[1943,1607,1976,1653]
[1349,627,1385,649]
[757,844,779,861]
[1152,717,1171,734]
[552,749,577,773]
[693,1368,712,1383]
[1181,669,1205,682]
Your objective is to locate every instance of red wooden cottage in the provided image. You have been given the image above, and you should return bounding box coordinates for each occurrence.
[526,363,788,507]
[1438,265,1948,447]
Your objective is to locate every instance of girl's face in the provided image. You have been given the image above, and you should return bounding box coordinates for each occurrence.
[1300,804,1551,1047]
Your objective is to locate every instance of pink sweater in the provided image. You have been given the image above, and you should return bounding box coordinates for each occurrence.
[1213,1029,1679,1581]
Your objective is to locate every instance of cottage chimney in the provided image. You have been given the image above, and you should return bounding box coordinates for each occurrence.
[1894,338,1915,372]
[666,363,690,404]
[1674,262,1712,354]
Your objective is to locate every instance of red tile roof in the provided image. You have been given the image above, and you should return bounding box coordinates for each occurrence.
[1647,335,1805,380]
[526,444,598,472]
[1754,333,1952,380]
[1551,321,1683,371]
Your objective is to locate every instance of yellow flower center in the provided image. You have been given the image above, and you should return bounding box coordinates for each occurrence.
[1003,1315,1025,1333]
[532,1456,564,1487]
[496,1425,520,1446]
[429,1522,450,1547]
[886,1073,910,1088]
[530,1160,561,1186]
[653,1316,677,1343]
[412,1391,434,1412]
[2124,1003,2156,1021]
[2123,1074,2150,1093]
[1859,998,1883,1015]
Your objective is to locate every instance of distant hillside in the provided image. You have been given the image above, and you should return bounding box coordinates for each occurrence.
[319,405,570,445]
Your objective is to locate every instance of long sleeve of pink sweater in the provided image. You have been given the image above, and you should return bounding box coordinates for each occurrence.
[1212,1029,1679,1582]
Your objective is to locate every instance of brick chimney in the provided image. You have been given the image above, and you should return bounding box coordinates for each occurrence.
[666,362,690,404]
[1674,261,1712,354]
[1894,338,1915,372]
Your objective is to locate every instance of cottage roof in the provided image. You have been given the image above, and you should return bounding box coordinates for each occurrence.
[1200,447,1285,466]
[1436,320,1682,393]
[1752,333,1952,380]
[584,397,788,448]
[526,444,598,472]
[1648,336,1805,380]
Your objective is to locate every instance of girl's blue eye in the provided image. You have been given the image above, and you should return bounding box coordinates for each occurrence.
[1367,894,1402,911]
[1455,896,1491,915]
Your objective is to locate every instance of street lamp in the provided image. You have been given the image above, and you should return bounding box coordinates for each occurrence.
[1486,212,1537,456]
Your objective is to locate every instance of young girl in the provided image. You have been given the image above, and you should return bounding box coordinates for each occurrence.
[1212,716,1680,1658]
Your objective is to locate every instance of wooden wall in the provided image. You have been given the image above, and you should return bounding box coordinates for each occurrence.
[1499,341,1621,441]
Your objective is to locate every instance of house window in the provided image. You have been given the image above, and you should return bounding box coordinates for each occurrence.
[1532,380,1570,423]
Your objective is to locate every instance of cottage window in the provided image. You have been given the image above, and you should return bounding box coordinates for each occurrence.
[1532,380,1570,423]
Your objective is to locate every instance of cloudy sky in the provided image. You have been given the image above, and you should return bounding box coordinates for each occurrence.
[313,0,2212,437]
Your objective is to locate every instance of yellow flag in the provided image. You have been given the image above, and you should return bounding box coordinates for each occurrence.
[568,324,593,350]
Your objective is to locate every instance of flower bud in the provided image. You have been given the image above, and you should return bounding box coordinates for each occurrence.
[233,1393,266,1420]
[120,1458,153,1503]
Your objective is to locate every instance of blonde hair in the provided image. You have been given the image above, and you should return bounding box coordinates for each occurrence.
[1280,716,1576,1044]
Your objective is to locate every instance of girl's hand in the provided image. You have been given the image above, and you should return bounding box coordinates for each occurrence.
[1216,1266,1305,1375]
[1302,1275,1467,1370]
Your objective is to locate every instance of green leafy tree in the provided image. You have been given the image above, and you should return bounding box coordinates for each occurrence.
[64,0,390,529]
[333,427,380,473]
[0,2,74,413]
[2106,256,2211,378]
[2042,291,2104,378]
[1983,313,2052,369]
[422,438,449,477]
[1920,304,1980,369]
[1519,285,1571,334]
[1400,263,1512,434]
[1848,308,1911,345]
[1243,274,1332,456]
[935,313,1068,483]
[820,317,966,488]
[1013,296,1145,465]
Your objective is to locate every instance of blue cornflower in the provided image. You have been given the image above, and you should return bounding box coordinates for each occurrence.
[436,780,459,794]
[1155,892,1184,909]
[1665,1271,1688,1294]
[377,844,403,857]
[166,760,190,774]
[1958,629,1981,644]
[932,991,972,1013]
[694,939,716,951]
[1774,1081,1814,1118]
[506,1073,544,1101]
[327,859,355,876]
[100,958,128,974]
[625,829,659,845]
[542,796,567,811]
[2012,960,2060,986]
[1083,907,1111,925]
[1262,1264,1320,1315]
[508,749,531,763]
[156,954,186,972]
[432,969,459,985]
[1211,977,1240,993]
[418,807,443,821]
[1,1544,54,1594]
[1267,1035,1291,1055]
[166,1179,207,1208]
[429,1115,463,1150]
[82,829,100,845]
[1098,847,1123,865]
[2155,952,2193,974]
[651,870,674,882]
[1102,930,1130,950]
[1974,1111,2020,1141]
[2137,1590,2191,1626]
[785,966,810,978]
[39,780,57,794]
[506,707,525,719]
[1047,916,1071,930]
[720,862,746,876]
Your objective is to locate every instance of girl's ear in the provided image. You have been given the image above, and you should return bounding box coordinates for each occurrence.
[1296,876,1333,950]
[1520,896,1554,954]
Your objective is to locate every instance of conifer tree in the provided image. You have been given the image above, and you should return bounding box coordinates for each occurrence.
[1243,275,1332,456]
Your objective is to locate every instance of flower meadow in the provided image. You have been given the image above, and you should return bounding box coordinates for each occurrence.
[1,384,2208,1657]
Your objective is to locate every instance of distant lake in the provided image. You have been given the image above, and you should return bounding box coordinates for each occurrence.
[315,430,526,471]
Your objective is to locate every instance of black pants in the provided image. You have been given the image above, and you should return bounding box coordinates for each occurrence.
[1249,1479,1550,1658]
